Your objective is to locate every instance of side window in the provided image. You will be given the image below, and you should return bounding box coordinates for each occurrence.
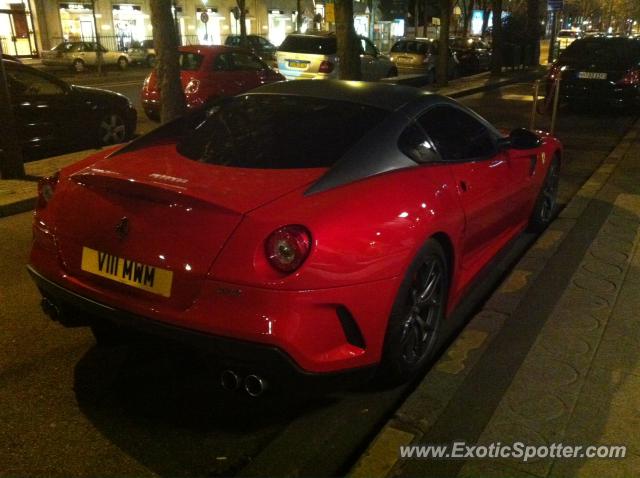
[231,52,265,71]
[361,38,377,56]
[390,41,406,53]
[7,70,65,96]
[418,106,496,161]
[398,123,439,163]
[213,53,233,71]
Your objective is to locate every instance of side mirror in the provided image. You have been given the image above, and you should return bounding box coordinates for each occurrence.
[500,128,541,150]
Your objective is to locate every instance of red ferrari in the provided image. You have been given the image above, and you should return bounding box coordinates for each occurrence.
[141,45,284,121]
[29,81,561,396]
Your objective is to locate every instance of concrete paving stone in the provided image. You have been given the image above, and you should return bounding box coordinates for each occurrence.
[457,460,544,478]
[571,272,619,296]
[591,335,640,377]
[580,258,625,281]
[549,451,640,478]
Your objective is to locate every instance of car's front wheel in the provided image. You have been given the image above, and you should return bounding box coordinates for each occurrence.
[97,112,128,145]
[117,56,128,70]
[72,59,86,73]
[378,239,448,385]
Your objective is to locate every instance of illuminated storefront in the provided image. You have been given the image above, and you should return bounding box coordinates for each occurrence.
[112,4,147,50]
[58,3,95,42]
[0,0,38,57]
[267,9,291,46]
[196,7,224,45]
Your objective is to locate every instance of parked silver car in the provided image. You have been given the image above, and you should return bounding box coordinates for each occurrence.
[276,33,397,81]
[127,39,156,67]
[41,41,130,73]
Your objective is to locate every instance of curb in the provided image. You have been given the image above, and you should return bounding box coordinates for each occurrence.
[349,118,640,478]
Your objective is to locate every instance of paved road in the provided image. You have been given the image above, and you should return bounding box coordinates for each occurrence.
[0,80,636,477]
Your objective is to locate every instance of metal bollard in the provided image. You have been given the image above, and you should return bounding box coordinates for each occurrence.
[530,79,540,130]
[550,77,561,135]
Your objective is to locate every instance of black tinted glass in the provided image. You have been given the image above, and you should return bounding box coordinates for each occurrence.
[390,41,406,53]
[561,39,640,64]
[177,95,388,169]
[179,52,204,70]
[278,35,337,54]
[418,106,495,161]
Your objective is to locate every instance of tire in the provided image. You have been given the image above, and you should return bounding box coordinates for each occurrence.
[146,54,156,67]
[117,56,128,70]
[72,59,86,73]
[377,239,449,385]
[387,66,398,78]
[97,112,128,145]
[90,321,128,347]
[528,156,560,232]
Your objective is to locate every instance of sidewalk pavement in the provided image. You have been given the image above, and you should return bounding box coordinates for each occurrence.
[351,120,640,477]
[0,66,544,218]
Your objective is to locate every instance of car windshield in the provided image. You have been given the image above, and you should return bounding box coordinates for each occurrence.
[52,42,76,52]
[278,35,337,55]
[179,52,204,70]
[561,39,640,65]
[177,94,389,169]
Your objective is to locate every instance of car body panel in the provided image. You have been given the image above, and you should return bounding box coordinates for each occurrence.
[41,42,129,68]
[29,81,562,375]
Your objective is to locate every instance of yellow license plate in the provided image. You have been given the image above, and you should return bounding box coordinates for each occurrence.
[80,247,173,297]
[288,60,308,69]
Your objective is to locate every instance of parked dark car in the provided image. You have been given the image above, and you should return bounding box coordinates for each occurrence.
[225,34,277,66]
[449,37,491,74]
[2,53,21,63]
[4,61,136,159]
[547,36,640,108]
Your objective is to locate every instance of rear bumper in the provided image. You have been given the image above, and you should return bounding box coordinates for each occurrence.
[28,265,376,389]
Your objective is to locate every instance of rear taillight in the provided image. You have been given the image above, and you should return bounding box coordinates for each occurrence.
[265,225,311,273]
[617,69,640,86]
[319,60,334,74]
[36,172,60,210]
[548,63,562,81]
[185,78,200,94]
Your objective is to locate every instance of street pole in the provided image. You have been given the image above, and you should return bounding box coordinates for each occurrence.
[91,0,103,75]
[0,51,25,179]
[547,9,558,63]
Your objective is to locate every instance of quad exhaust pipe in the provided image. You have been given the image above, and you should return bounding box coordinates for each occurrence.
[220,370,268,397]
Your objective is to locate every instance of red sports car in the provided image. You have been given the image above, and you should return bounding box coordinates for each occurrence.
[141,45,284,121]
[29,81,561,396]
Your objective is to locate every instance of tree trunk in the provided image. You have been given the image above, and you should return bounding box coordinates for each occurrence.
[296,0,303,31]
[490,0,503,76]
[150,0,186,123]
[0,57,25,179]
[526,0,540,66]
[238,0,248,39]
[437,0,451,86]
[335,0,361,80]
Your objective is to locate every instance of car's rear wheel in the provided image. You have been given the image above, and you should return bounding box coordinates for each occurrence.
[72,59,85,73]
[117,56,128,70]
[528,155,560,232]
[387,66,398,77]
[98,112,128,145]
[378,239,448,384]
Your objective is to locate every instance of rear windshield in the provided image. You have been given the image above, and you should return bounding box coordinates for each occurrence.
[177,95,388,169]
[561,39,640,64]
[179,52,204,70]
[278,35,337,55]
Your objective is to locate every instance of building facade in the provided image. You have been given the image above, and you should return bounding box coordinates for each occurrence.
[4,0,324,58]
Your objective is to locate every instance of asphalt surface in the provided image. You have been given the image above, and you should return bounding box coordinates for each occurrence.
[0,77,637,476]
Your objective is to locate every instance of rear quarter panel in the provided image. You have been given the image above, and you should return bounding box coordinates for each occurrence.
[209,164,465,294]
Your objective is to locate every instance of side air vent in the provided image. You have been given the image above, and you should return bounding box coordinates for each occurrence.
[336,306,366,349]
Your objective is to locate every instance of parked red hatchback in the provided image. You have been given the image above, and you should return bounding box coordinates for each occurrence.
[141,45,284,121]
